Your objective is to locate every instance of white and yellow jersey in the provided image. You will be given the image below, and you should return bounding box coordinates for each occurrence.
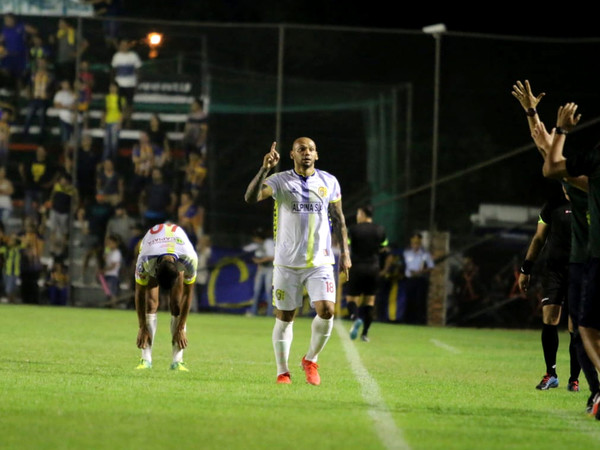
[264,168,341,268]
[135,223,198,286]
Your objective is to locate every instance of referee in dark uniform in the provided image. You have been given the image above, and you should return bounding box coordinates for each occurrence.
[346,205,388,342]
[518,185,581,391]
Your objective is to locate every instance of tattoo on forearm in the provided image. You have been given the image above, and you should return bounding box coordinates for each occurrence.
[245,167,270,203]
[329,205,348,253]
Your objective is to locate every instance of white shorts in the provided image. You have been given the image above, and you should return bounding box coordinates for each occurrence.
[48,210,69,236]
[272,265,336,311]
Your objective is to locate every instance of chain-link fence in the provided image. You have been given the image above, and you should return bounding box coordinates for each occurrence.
[2,10,598,325]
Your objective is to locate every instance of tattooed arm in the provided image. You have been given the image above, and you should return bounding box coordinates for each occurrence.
[244,141,280,203]
[329,199,351,279]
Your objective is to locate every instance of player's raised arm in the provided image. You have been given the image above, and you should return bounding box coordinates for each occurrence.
[244,141,279,203]
[512,79,545,131]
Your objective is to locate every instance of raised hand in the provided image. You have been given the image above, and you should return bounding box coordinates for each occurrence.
[512,80,545,111]
[263,141,280,170]
[557,102,581,132]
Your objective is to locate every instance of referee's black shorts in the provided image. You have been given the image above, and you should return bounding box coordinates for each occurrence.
[540,265,568,307]
[346,263,380,296]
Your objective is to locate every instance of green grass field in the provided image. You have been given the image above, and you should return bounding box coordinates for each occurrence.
[1,304,599,450]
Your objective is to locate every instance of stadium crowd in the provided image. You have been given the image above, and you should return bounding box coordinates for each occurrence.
[0,12,209,306]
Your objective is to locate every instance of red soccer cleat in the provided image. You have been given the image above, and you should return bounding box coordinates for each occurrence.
[301,356,321,386]
[276,372,292,384]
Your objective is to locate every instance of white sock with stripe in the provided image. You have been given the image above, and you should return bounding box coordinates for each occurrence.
[305,315,333,362]
[272,318,293,375]
[142,313,157,363]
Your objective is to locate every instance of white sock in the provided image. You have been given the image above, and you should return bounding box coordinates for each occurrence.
[142,313,157,363]
[171,316,186,363]
[272,318,293,375]
[305,315,333,362]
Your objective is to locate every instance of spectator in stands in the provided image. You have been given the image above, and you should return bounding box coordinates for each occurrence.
[27,33,51,82]
[18,145,57,225]
[182,97,208,158]
[50,18,88,86]
[96,157,123,207]
[101,81,124,162]
[0,166,13,223]
[105,201,135,246]
[47,172,78,258]
[0,13,36,105]
[1,232,19,304]
[111,38,142,129]
[123,221,143,289]
[146,113,170,157]
[101,232,123,307]
[0,100,13,167]
[23,57,53,142]
[131,131,164,194]
[78,59,94,98]
[177,189,203,240]
[74,78,91,130]
[76,132,100,209]
[139,167,176,229]
[46,258,69,306]
[75,60,94,129]
[183,150,207,202]
[19,217,44,305]
[78,193,114,272]
[53,79,80,150]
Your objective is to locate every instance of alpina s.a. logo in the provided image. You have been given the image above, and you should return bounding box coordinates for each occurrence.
[318,186,327,197]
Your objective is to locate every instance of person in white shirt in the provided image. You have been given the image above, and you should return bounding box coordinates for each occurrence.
[244,227,275,316]
[402,232,435,325]
[133,222,198,371]
[244,137,351,385]
[102,233,123,306]
[110,39,142,128]
[53,79,79,147]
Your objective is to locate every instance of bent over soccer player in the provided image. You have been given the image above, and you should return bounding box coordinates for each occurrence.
[134,222,198,371]
[244,138,352,385]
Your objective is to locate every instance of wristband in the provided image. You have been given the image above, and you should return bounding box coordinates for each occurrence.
[526,108,537,117]
[556,127,568,135]
[520,259,534,275]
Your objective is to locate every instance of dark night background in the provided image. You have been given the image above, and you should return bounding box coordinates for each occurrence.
[121,1,600,38]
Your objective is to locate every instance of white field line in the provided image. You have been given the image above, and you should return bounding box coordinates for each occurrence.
[334,320,410,450]
[430,338,461,354]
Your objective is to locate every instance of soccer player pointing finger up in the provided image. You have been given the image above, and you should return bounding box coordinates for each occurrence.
[245,137,351,385]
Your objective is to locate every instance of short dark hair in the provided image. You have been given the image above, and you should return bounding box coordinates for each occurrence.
[360,205,374,218]
[156,257,179,291]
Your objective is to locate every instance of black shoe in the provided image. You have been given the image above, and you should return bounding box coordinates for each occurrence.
[587,392,596,414]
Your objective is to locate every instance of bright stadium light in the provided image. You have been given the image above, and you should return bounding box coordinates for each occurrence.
[146,32,163,59]
[147,32,162,47]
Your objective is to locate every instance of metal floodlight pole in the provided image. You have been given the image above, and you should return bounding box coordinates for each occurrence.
[422,23,446,233]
